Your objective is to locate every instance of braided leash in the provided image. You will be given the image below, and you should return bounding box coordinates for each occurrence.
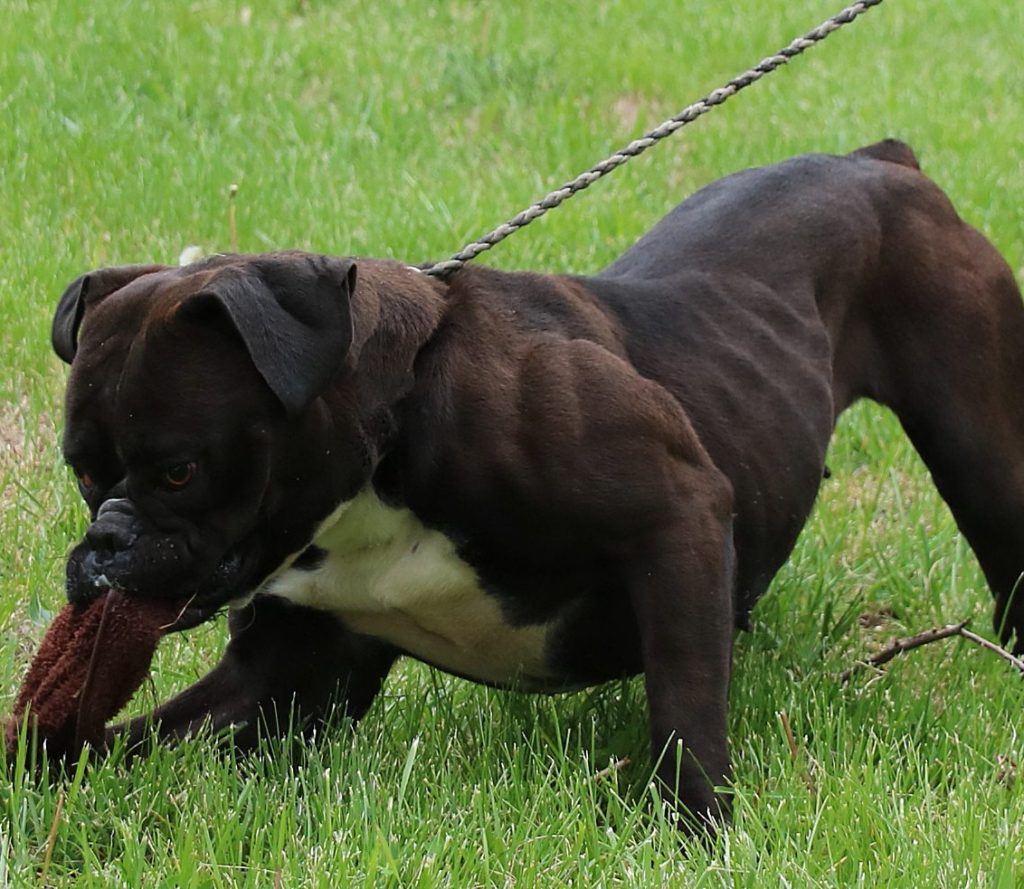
[421,0,883,279]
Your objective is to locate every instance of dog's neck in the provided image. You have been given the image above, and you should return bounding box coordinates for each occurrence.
[348,260,449,368]
[302,261,450,487]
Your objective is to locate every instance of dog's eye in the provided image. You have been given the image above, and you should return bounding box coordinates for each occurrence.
[162,461,196,490]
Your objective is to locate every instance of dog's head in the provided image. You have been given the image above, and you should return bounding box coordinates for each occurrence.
[53,253,365,629]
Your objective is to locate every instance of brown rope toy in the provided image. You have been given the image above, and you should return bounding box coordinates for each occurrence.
[5,590,182,763]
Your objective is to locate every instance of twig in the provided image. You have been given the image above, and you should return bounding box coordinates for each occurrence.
[959,626,1024,675]
[74,591,119,752]
[594,757,631,782]
[778,711,816,794]
[839,621,969,684]
[840,619,1024,685]
[39,788,65,886]
[778,710,799,760]
[228,183,239,253]
[160,592,200,632]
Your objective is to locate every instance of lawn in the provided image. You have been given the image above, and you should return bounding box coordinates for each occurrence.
[2,0,1023,885]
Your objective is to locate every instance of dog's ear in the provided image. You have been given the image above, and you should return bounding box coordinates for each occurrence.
[53,265,168,363]
[191,254,357,415]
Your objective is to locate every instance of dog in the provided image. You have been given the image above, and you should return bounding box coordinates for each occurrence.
[50,140,1024,829]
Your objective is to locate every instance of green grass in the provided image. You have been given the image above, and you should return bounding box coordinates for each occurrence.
[2,0,1023,884]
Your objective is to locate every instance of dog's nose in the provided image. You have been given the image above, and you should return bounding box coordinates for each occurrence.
[95,497,132,521]
[85,498,140,552]
[67,501,145,603]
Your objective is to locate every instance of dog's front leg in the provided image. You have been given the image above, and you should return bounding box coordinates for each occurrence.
[110,596,397,753]
[626,488,736,832]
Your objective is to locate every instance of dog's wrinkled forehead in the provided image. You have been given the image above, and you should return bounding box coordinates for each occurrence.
[68,261,243,396]
[56,251,359,417]
[76,267,193,343]
[64,267,275,461]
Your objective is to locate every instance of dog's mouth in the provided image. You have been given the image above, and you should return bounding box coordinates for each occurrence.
[158,550,248,632]
[159,597,225,632]
[67,540,250,634]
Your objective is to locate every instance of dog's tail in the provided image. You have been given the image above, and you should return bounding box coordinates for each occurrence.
[850,138,921,170]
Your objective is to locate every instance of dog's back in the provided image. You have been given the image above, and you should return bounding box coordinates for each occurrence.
[600,140,923,288]
[593,140,1024,635]
[849,137,921,169]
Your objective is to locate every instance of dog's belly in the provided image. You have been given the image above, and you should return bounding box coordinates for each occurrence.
[261,488,562,687]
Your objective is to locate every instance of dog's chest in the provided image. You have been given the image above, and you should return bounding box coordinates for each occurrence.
[263,489,555,685]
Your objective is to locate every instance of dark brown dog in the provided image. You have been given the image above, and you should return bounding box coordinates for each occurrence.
[50,140,1024,829]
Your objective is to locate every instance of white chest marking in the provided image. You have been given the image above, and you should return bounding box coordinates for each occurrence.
[263,488,554,684]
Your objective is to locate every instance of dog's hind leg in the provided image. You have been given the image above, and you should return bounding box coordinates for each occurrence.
[110,596,397,752]
[857,186,1024,649]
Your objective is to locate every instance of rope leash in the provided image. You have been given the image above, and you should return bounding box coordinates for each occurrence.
[421,0,883,279]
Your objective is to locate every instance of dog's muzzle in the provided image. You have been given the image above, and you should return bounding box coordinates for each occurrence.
[67,498,147,602]
[88,497,140,550]
[64,497,246,631]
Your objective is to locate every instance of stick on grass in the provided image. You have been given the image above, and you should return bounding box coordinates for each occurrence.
[594,756,631,783]
[840,620,1024,684]
[778,710,816,793]
[39,788,64,885]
